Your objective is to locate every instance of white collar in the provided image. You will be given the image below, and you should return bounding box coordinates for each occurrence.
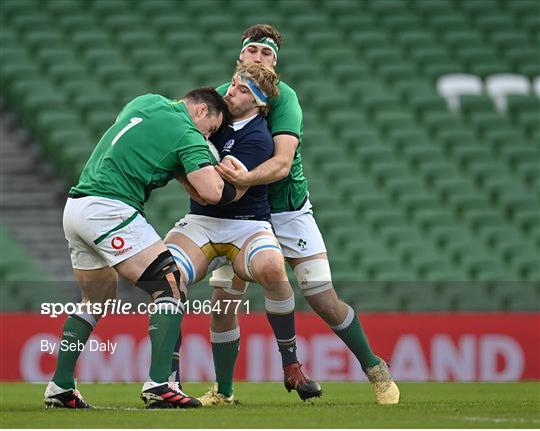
[229,113,258,131]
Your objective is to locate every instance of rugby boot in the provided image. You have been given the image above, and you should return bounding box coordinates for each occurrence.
[141,381,202,409]
[366,357,400,405]
[283,362,322,401]
[44,381,91,409]
[168,371,183,391]
[198,384,237,406]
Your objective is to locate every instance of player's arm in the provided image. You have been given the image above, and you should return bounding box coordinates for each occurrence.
[176,174,208,205]
[179,130,238,205]
[186,165,245,204]
[190,163,247,204]
[220,156,250,200]
[217,134,298,187]
[186,165,237,205]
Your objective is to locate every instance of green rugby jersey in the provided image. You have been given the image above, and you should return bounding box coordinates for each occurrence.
[216,81,308,213]
[70,94,213,213]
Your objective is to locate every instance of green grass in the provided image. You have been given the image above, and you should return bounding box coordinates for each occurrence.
[1,382,539,428]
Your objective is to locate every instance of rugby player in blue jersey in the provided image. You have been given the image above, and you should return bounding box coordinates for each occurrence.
[165,61,322,402]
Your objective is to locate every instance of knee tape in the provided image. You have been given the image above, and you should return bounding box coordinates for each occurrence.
[209,265,249,295]
[294,258,333,297]
[167,243,196,286]
[244,235,282,280]
[209,265,234,289]
[136,250,185,307]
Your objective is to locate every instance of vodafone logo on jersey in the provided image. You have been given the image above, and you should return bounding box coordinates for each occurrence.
[111,236,132,256]
[111,236,125,250]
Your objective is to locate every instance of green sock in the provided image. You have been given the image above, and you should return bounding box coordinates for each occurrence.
[52,316,93,389]
[149,303,183,383]
[211,328,240,397]
[333,306,379,371]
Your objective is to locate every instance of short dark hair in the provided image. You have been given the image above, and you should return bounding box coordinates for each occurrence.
[242,24,282,49]
[183,87,232,125]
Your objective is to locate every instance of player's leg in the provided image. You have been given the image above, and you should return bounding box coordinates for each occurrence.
[44,266,116,409]
[164,224,210,387]
[94,208,205,409]
[198,271,243,405]
[45,198,119,409]
[116,240,186,385]
[116,240,201,408]
[289,252,380,368]
[273,202,399,404]
[198,265,246,405]
[234,232,322,401]
[234,233,295,365]
[289,253,399,404]
[168,216,248,403]
[210,288,240,401]
[52,267,117,389]
[168,216,249,404]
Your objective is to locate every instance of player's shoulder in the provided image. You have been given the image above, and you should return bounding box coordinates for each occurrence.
[139,95,193,128]
[277,80,298,97]
[276,81,299,101]
[269,80,300,108]
[133,93,164,103]
[248,114,272,136]
[123,93,164,110]
[118,93,172,119]
[123,94,201,139]
[238,115,273,143]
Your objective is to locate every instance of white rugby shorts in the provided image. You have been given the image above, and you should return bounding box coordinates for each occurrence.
[168,214,274,272]
[270,199,327,258]
[63,196,161,270]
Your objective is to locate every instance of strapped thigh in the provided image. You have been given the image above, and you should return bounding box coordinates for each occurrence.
[166,243,196,286]
[244,234,282,280]
[294,258,333,297]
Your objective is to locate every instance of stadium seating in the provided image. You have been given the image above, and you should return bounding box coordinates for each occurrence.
[436,74,483,112]
[485,74,532,112]
[0,225,71,310]
[1,0,538,311]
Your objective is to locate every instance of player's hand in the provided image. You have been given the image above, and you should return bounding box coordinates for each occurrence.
[181,178,209,205]
[216,159,251,187]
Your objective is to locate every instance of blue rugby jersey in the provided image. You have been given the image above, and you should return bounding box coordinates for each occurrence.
[190,114,274,221]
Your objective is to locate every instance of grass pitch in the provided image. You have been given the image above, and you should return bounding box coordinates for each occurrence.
[1,382,539,428]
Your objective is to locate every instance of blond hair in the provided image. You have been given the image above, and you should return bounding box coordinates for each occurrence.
[235,61,280,115]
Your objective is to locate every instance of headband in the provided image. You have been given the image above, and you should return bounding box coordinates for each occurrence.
[236,73,268,106]
[241,37,279,60]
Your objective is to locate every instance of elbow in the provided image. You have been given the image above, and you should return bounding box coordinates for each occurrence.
[276,162,292,181]
[199,182,224,205]
[202,192,222,206]
[204,196,221,205]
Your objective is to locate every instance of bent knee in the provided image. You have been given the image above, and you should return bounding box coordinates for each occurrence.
[251,254,287,284]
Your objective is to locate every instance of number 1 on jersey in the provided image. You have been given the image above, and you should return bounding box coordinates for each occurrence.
[111,117,143,146]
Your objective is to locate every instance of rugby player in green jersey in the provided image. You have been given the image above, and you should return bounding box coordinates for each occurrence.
[44,88,236,409]
[194,25,399,405]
